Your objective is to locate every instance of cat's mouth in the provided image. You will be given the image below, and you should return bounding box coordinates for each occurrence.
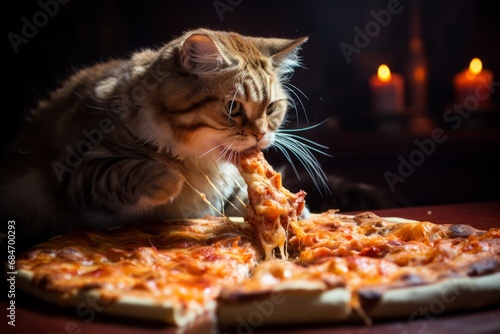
[209,136,267,163]
[218,145,260,164]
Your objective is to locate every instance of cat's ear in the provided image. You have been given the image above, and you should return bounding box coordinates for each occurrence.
[255,36,308,74]
[269,37,308,67]
[180,34,226,75]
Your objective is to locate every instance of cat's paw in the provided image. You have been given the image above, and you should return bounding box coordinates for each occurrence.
[139,162,184,206]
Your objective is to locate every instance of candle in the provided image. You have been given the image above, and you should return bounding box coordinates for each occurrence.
[453,58,493,110]
[370,64,405,113]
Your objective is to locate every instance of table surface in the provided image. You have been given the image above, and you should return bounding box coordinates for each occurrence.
[2,201,500,334]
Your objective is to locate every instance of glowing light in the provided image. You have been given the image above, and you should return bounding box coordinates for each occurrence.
[378,64,391,82]
[469,58,482,76]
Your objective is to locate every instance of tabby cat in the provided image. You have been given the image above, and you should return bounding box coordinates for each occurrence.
[0,29,312,237]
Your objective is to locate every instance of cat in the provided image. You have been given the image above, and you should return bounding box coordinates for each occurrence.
[0,29,313,238]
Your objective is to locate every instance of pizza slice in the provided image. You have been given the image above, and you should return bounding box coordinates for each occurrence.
[16,216,260,326]
[237,148,306,260]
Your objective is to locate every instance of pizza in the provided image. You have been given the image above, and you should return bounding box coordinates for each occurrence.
[13,149,500,328]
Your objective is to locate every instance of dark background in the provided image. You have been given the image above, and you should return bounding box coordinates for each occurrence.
[3,0,500,211]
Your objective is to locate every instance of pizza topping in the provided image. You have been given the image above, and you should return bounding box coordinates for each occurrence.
[356,288,382,306]
[397,273,425,285]
[447,224,476,238]
[467,258,500,276]
[358,244,391,258]
[57,247,87,262]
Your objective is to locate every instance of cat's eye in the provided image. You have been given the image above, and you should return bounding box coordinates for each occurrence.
[225,100,242,117]
[266,102,277,114]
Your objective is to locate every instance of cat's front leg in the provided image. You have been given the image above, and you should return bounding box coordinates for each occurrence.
[67,155,184,225]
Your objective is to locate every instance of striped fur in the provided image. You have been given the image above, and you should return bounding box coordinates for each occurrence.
[0,29,307,237]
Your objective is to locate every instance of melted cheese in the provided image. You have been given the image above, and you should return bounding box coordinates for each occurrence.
[237,149,305,260]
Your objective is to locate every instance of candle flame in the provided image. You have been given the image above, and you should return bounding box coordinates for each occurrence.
[469,58,482,76]
[378,64,391,82]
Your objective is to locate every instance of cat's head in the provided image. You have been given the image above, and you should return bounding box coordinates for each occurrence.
[142,29,307,162]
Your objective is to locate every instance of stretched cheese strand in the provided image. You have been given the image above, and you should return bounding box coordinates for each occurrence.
[237,149,305,260]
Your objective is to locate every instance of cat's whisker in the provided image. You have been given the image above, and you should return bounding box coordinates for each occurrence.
[87,104,109,112]
[227,144,239,163]
[221,149,231,163]
[275,131,331,162]
[218,141,235,162]
[278,133,330,154]
[285,82,309,101]
[200,143,225,159]
[220,141,234,155]
[228,90,239,122]
[278,119,330,133]
[283,82,309,124]
[272,142,300,179]
[275,140,329,195]
[273,129,331,195]
[282,87,300,125]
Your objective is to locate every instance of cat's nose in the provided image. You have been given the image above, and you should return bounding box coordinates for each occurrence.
[254,132,265,141]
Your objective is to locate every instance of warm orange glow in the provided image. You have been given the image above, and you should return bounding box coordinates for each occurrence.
[414,67,425,81]
[378,64,391,82]
[467,58,482,78]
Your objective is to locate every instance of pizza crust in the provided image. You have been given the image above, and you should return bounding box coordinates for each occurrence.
[359,271,500,320]
[217,283,351,326]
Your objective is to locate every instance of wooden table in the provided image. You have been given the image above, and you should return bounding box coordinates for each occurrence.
[2,201,500,334]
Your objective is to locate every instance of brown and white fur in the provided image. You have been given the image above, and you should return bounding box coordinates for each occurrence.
[0,29,310,237]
